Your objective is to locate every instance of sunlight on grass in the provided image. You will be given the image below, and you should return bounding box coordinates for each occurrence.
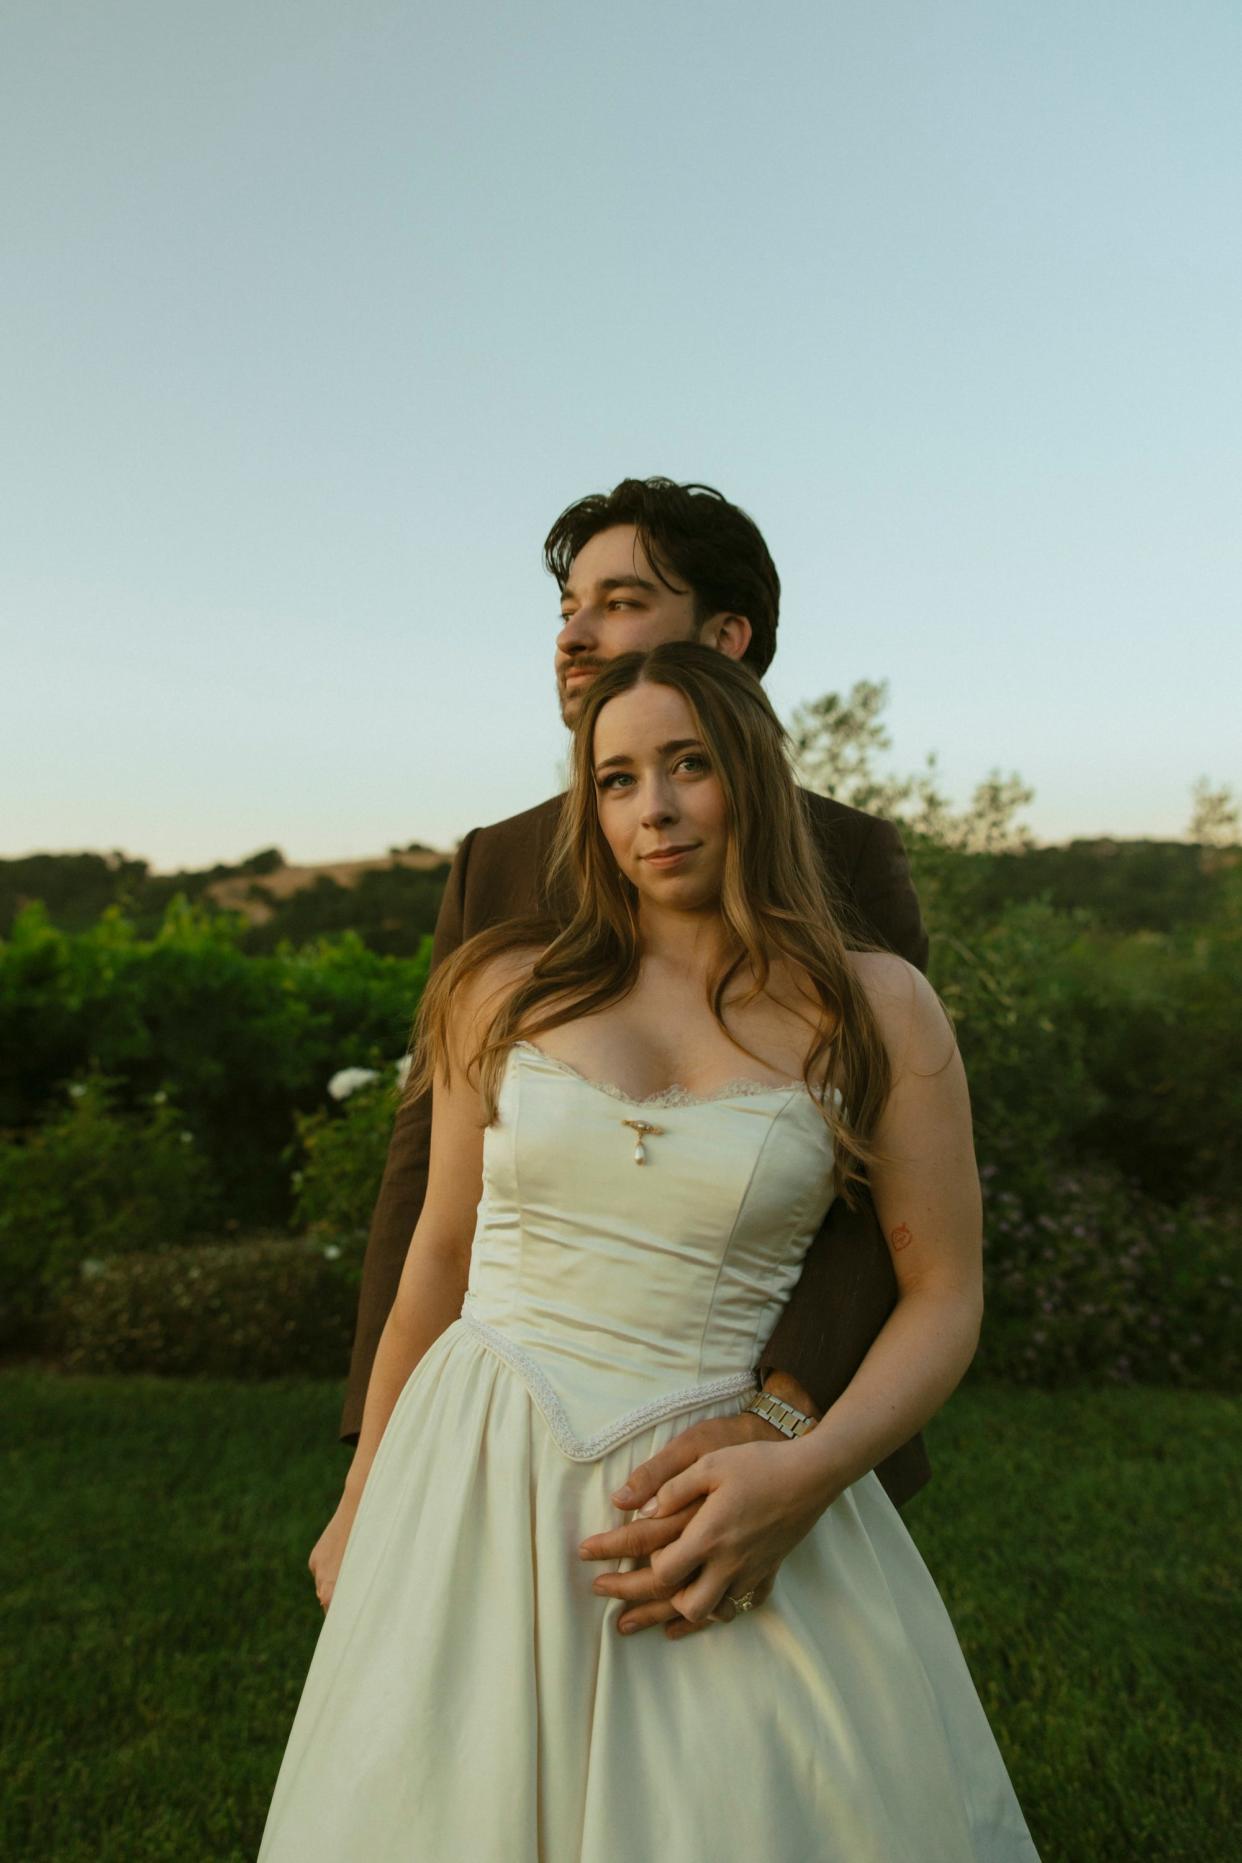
[2,1371,1236,1861]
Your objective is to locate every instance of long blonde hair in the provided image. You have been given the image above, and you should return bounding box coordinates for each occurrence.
[405,641,902,1208]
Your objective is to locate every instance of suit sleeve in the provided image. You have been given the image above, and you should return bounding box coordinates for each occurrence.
[754,811,934,1509]
[337,831,477,1444]
[850,816,929,974]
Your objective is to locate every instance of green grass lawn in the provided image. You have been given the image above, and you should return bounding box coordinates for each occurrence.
[2,1369,1237,1861]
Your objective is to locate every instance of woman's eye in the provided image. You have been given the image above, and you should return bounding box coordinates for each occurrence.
[597,758,707,792]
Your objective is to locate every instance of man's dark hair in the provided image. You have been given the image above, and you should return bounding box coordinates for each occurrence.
[543,476,780,678]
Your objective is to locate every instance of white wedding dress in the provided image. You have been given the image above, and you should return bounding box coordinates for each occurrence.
[258,1038,1041,1861]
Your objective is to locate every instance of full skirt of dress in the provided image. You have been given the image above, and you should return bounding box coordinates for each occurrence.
[258,1319,1040,1861]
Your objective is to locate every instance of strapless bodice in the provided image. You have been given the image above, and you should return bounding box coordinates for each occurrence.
[459,1040,839,1458]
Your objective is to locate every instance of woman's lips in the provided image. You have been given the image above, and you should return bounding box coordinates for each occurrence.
[642,847,697,869]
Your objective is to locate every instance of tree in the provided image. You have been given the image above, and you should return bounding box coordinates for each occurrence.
[1187,778,1239,849]
[787,678,1035,855]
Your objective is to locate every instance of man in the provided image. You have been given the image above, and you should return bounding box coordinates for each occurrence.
[335,476,931,1637]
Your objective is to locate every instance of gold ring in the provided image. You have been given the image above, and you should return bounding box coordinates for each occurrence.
[726,1590,756,1613]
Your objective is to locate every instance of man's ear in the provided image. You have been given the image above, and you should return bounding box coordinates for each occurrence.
[699,611,753,661]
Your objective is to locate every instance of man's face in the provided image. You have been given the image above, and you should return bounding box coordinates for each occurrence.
[554,524,706,727]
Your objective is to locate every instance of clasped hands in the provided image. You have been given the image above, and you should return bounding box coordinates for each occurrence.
[577,1382,835,1640]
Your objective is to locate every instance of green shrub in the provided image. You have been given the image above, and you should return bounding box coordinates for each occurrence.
[288,1075,399,1284]
[930,900,1106,1204]
[1059,923,1242,1203]
[929,901,1242,1209]
[53,1235,355,1377]
[0,1073,217,1350]
[5,888,1241,1389]
[0,898,429,1226]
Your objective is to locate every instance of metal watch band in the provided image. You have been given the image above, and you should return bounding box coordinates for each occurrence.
[743,1388,817,1439]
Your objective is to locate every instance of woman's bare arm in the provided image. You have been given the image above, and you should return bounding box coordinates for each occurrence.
[780,951,984,1499]
[341,950,534,1506]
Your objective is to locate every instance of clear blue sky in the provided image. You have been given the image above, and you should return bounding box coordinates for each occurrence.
[2,0,1238,868]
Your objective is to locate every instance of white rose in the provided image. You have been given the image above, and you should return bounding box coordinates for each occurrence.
[327,1066,380,1102]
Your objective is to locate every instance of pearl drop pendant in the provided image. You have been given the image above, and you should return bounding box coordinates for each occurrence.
[621,1117,664,1165]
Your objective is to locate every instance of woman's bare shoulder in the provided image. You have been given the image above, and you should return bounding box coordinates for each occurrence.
[458,939,548,1019]
[845,950,954,1076]
[845,948,918,1003]
[477,938,548,989]
[441,940,550,1073]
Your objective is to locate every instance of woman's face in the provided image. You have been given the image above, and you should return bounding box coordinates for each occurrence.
[590,681,729,909]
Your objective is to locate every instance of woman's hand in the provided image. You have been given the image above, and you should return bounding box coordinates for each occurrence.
[633,1439,836,1627]
[580,1410,780,1637]
[583,1426,840,1635]
[308,1495,360,1614]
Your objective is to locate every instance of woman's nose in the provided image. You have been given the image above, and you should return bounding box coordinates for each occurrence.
[640,782,676,826]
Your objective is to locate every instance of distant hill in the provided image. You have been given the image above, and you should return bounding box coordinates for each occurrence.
[0,845,455,956]
[201,847,451,924]
[1,835,1235,953]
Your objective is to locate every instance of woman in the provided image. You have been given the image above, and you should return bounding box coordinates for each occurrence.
[258,642,1041,1860]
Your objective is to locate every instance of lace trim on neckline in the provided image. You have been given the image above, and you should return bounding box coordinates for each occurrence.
[511,1038,816,1109]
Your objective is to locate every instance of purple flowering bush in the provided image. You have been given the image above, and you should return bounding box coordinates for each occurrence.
[922,899,1241,1390]
[973,1161,1241,1388]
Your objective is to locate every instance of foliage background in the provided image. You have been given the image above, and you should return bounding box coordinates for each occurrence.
[3,682,1238,1387]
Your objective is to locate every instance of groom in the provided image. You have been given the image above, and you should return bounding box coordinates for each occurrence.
[338,476,932,1635]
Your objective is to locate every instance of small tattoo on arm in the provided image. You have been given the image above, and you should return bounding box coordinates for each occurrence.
[890,1223,913,1252]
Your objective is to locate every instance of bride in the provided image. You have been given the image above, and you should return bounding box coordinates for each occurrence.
[258,641,1041,1860]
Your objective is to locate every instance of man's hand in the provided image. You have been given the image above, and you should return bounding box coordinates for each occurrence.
[579,1374,823,1640]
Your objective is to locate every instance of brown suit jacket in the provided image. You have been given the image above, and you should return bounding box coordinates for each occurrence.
[340,787,934,1509]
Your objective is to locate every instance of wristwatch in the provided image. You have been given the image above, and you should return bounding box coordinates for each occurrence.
[742,1388,818,1439]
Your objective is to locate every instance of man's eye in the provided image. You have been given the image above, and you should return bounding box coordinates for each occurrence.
[558,601,636,621]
